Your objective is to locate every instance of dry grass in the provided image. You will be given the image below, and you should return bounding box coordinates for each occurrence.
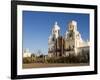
[23,63,89,69]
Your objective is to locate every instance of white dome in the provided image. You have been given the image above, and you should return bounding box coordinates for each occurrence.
[70,20,77,26]
[53,21,60,30]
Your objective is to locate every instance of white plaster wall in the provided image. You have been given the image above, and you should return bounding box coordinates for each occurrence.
[23,52,31,57]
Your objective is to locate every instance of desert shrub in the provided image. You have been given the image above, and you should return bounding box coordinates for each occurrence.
[23,57,32,63]
[23,50,89,64]
[46,51,89,63]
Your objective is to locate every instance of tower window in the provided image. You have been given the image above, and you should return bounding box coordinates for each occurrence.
[52,37,55,41]
[73,45,74,48]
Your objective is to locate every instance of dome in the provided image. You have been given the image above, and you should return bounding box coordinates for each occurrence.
[53,21,60,30]
[70,20,77,26]
[68,20,77,31]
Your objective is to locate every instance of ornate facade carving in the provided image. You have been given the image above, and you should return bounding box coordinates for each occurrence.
[48,20,89,57]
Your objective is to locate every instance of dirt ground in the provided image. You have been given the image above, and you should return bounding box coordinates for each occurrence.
[23,63,89,69]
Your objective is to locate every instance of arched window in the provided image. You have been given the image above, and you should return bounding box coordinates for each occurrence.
[52,37,55,41]
[69,45,71,50]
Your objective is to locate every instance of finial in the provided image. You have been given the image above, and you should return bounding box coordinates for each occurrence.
[55,21,58,25]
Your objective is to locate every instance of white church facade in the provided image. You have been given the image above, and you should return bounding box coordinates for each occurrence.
[48,20,89,57]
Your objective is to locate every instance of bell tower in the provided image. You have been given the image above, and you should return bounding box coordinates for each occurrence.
[68,20,77,32]
[64,20,78,56]
[48,21,61,57]
[52,21,60,40]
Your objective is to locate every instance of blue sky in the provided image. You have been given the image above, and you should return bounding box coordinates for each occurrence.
[23,11,89,54]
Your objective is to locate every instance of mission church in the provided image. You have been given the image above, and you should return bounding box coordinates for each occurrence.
[48,20,89,57]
